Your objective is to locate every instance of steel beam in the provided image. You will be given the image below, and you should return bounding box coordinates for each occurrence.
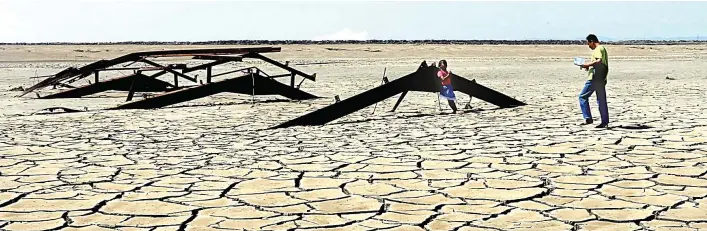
[269,73,293,79]
[390,91,409,112]
[140,59,197,83]
[55,83,76,89]
[149,70,169,79]
[183,60,229,74]
[192,55,243,62]
[96,66,185,71]
[210,68,250,79]
[206,67,212,83]
[243,52,316,81]
[290,73,296,88]
[126,74,139,102]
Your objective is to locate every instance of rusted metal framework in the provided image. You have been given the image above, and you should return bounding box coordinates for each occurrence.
[20,47,319,109]
[273,61,525,129]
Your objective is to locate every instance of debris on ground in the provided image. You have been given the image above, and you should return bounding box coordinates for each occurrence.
[8,86,25,91]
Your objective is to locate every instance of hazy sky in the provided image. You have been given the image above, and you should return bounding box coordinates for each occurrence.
[1,0,706,42]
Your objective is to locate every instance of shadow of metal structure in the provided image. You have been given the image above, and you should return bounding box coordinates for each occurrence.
[273,61,525,129]
[20,47,320,109]
[111,71,319,110]
[39,73,174,99]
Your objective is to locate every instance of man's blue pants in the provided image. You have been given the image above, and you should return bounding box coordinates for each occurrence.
[579,80,609,124]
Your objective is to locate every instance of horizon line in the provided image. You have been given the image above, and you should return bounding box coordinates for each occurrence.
[2,39,707,46]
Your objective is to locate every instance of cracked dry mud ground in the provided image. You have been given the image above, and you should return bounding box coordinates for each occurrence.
[1,44,707,231]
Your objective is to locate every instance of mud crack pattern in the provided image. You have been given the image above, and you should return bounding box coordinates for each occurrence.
[1,45,707,230]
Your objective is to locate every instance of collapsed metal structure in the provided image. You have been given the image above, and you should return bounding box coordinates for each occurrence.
[273,61,525,129]
[19,49,524,128]
[19,47,319,109]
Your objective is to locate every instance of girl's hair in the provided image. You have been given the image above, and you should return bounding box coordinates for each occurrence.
[439,60,448,66]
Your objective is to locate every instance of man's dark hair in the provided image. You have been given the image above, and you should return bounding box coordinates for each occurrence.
[586,34,599,43]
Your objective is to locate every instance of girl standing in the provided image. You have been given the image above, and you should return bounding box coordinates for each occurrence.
[437,60,458,113]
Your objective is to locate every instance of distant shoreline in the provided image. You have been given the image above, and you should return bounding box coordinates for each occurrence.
[2,40,707,46]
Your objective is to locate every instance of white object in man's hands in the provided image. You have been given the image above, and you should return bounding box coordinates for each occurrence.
[573,57,585,66]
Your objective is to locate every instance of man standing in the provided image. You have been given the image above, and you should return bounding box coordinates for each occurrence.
[579,34,610,128]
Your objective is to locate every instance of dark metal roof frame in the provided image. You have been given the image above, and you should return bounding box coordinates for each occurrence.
[18,47,284,97]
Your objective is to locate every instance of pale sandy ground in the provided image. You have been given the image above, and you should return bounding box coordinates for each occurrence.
[0,44,706,231]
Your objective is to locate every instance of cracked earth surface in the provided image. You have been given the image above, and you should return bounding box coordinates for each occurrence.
[1,44,707,230]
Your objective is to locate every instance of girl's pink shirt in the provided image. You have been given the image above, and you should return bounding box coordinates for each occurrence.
[438,70,451,86]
